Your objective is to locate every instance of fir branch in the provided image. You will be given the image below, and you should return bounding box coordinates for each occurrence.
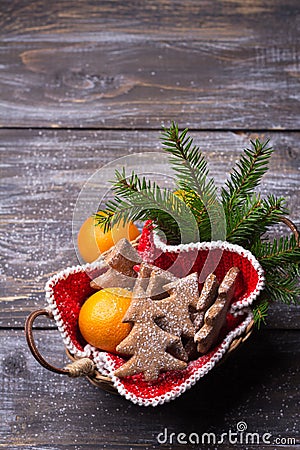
[226,194,287,247]
[161,123,217,207]
[251,231,300,306]
[175,188,212,241]
[95,168,199,243]
[264,266,300,305]
[222,139,273,212]
[161,123,226,241]
[253,299,269,328]
[260,195,287,228]
[251,234,300,269]
[226,194,263,245]
[94,126,299,315]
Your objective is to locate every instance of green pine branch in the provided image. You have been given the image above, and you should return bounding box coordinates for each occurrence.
[264,265,300,305]
[226,194,287,246]
[222,139,274,212]
[161,122,226,241]
[253,298,269,328]
[251,234,300,269]
[95,123,300,315]
[250,223,300,306]
[174,188,212,241]
[161,122,217,208]
[95,168,199,244]
[260,195,288,228]
[226,194,263,245]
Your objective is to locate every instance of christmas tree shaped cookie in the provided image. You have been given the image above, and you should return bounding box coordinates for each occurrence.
[195,267,240,353]
[136,261,178,299]
[114,285,187,381]
[90,238,141,290]
[185,273,219,359]
[158,273,199,339]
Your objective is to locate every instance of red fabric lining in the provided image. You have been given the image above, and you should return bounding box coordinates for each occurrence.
[137,225,260,306]
[48,222,262,403]
[52,267,103,351]
[109,314,245,400]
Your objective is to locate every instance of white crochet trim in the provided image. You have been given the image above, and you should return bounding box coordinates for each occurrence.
[45,258,107,359]
[153,234,265,311]
[93,350,113,377]
[101,310,253,407]
[44,239,261,406]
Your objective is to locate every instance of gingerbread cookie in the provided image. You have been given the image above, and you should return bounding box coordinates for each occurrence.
[159,272,199,338]
[90,238,141,290]
[148,272,199,362]
[132,267,186,361]
[133,262,154,292]
[146,265,178,300]
[184,338,198,361]
[134,262,178,299]
[197,273,219,312]
[115,286,187,381]
[194,267,240,353]
[105,238,141,277]
[184,273,220,358]
[90,268,136,290]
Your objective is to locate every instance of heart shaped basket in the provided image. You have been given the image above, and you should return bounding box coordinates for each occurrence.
[25,218,298,406]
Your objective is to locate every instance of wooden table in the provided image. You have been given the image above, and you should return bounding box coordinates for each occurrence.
[1,1,299,449]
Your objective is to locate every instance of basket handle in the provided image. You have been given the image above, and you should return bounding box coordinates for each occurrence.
[281,217,300,245]
[25,309,95,378]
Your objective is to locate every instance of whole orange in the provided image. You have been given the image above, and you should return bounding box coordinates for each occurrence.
[78,288,132,353]
[77,211,140,263]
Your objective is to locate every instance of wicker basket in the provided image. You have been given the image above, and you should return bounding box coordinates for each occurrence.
[25,218,299,404]
[26,308,255,395]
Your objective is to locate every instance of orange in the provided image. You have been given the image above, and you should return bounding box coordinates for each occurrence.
[77,211,140,263]
[78,288,132,353]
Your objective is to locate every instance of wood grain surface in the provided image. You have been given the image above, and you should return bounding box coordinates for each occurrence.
[1,1,300,449]
[1,329,299,449]
[0,129,299,328]
[0,0,299,129]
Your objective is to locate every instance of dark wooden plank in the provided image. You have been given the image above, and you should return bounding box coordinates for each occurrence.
[1,329,299,448]
[0,129,299,328]
[0,0,299,129]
